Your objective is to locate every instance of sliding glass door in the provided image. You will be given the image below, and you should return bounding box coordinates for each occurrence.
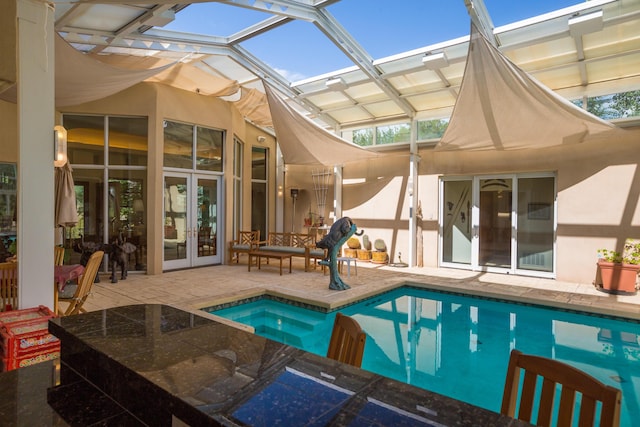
[440,174,555,277]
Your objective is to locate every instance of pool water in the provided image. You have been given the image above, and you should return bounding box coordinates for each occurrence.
[208,286,640,426]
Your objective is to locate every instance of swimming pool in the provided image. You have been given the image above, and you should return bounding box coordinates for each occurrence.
[207,286,640,426]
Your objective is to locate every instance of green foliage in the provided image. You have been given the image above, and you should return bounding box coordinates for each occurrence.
[376,123,410,145]
[611,90,640,118]
[417,118,449,140]
[587,90,640,120]
[598,241,640,265]
[352,128,374,146]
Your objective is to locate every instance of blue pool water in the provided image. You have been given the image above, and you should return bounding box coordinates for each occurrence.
[208,286,640,426]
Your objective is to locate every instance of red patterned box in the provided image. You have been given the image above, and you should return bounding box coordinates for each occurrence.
[0,306,59,371]
[1,348,60,371]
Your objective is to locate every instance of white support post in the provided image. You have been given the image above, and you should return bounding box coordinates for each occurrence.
[17,0,55,309]
[408,120,419,267]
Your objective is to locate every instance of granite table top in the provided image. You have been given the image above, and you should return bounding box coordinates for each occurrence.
[1,304,529,426]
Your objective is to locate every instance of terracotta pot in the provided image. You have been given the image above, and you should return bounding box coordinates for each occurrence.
[357,249,372,261]
[371,251,388,264]
[343,248,358,258]
[596,260,640,295]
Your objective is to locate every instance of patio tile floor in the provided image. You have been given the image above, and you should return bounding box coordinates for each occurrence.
[81,258,640,321]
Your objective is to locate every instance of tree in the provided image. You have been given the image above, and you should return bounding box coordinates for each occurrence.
[611,90,640,118]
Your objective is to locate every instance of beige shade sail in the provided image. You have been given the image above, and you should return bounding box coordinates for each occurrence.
[55,163,78,228]
[436,23,614,151]
[264,83,378,166]
[0,34,238,108]
[233,88,272,128]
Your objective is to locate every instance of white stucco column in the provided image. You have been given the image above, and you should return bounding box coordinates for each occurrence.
[408,121,419,267]
[333,165,343,221]
[16,0,55,309]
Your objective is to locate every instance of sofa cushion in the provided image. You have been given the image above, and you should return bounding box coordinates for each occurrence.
[261,246,306,255]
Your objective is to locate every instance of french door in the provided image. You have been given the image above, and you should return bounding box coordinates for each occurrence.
[163,173,221,270]
[440,174,556,277]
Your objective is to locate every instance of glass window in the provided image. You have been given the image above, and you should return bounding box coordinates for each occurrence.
[417,118,449,140]
[65,115,105,165]
[233,138,243,240]
[252,147,267,181]
[0,163,17,260]
[63,114,148,273]
[163,120,193,169]
[196,126,223,172]
[251,147,267,239]
[442,180,472,265]
[108,117,148,166]
[517,177,555,273]
[587,90,640,120]
[352,128,374,146]
[376,123,410,145]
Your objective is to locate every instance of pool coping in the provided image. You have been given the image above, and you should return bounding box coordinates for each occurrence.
[195,278,640,323]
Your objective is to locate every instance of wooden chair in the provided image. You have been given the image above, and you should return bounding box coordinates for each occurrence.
[198,226,215,256]
[326,312,366,368]
[501,349,621,427]
[0,262,18,311]
[228,230,260,264]
[58,250,104,316]
[54,246,65,266]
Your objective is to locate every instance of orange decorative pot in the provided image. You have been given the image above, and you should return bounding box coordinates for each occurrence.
[596,260,639,295]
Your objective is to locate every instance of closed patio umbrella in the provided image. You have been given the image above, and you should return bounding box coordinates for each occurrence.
[55,163,78,228]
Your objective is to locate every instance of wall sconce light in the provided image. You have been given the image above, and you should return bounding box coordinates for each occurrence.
[422,52,449,70]
[257,135,266,143]
[54,125,67,167]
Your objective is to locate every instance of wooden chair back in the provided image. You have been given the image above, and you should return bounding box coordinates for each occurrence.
[58,251,104,316]
[501,349,621,427]
[0,262,18,311]
[238,230,260,246]
[54,246,65,266]
[326,312,366,368]
[229,230,260,263]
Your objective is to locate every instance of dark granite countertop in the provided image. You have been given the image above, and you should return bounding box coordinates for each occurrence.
[1,304,529,426]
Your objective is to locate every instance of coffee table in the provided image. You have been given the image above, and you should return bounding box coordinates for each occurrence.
[248,251,293,275]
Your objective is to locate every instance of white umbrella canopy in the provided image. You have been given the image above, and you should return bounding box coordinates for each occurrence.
[55,163,78,228]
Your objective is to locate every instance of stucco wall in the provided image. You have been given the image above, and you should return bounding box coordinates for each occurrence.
[286,126,640,285]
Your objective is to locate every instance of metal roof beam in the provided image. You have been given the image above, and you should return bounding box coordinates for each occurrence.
[464,0,497,46]
[210,0,317,21]
[314,9,416,119]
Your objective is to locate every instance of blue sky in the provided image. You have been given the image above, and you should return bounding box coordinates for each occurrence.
[164,0,585,82]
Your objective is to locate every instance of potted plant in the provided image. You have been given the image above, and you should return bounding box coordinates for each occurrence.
[596,239,640,295]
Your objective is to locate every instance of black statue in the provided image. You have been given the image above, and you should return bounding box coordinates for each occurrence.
[74,233,136,284]
[103,234,137,283]
[74,238,104,283]
[317,217,363,291]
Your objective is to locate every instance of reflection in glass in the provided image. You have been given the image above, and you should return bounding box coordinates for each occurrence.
[479,178,512,268]
[197,179,217,257]
[196,126,223,172]
[65,115,105,165]
[108,116,148,166]
[108,170,146,271]
[163,120,193,169]
[442,180,471,264]
[164,176,188,261]
[517,177,554,272]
